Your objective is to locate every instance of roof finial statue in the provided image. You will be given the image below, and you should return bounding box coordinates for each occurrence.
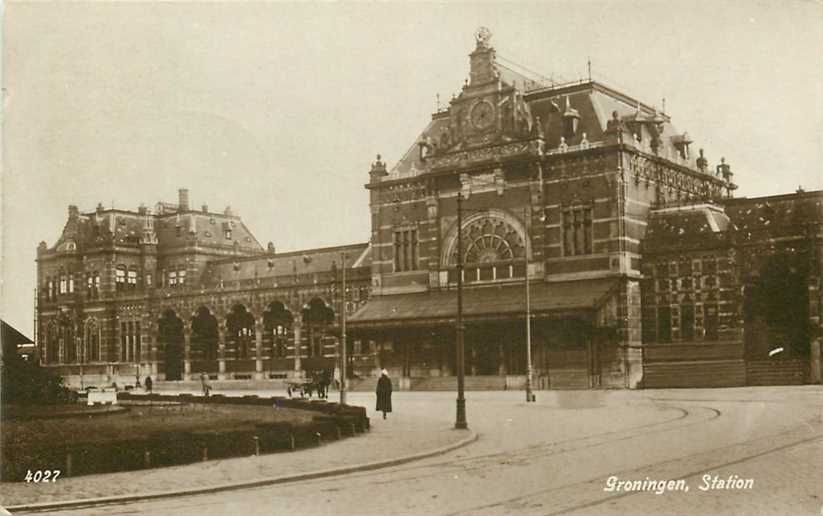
[696,148,708,173]
[475,27,492,49]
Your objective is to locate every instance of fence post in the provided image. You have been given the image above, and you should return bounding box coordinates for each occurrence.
[253,436,260,456]
[202,447,208,461]
[143,450,151,468]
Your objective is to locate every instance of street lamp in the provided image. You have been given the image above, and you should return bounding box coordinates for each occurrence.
[340,251,348,405]
[524,207,534,403]
[455,192,468,429]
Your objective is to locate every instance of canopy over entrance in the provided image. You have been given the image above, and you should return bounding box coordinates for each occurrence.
[348,279,618,329]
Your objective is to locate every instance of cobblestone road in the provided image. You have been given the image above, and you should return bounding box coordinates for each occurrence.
[9,386,823,516]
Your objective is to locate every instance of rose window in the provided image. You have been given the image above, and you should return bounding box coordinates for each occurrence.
[448,217,526,283]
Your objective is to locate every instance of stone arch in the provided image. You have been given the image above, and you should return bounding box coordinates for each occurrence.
[190,306,219,372]
[263,301,294,359]
[226,304,255,361]
[302,297,335,359]
[441,208,531,268]
[158,309,184,381]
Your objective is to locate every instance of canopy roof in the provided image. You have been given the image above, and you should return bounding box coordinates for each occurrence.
[348,279,617,329]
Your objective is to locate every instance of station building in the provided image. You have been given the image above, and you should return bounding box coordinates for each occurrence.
[35,30,822,389]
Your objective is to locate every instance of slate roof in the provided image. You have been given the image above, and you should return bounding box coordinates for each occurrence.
[200,243,371,285]
[45,206,263,256]
[385,77,705,183]
[644,190,823,252]
[348,278,617,328]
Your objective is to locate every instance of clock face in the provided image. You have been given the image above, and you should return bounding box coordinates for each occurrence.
[470,101,495,130]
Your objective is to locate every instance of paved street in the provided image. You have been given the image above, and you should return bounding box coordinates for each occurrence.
[11,386,823,516]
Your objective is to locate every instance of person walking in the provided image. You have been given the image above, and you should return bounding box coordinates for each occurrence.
[376,369,392,419]
[200,372,211,397]
[144,375,153,393]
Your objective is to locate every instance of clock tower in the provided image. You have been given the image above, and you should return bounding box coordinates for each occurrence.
[443,27,535,152]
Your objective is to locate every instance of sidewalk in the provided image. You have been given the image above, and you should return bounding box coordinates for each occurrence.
[1,399,474,510]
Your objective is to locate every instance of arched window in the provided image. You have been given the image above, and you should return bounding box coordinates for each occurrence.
[68,273,75,293]
[448,216,526,283]
[85,319,101,362]
[45,323,60,364]
[46,277,54,301]
[59,273,68,294]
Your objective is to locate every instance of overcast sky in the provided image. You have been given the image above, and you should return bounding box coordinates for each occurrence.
[3,1,822,336]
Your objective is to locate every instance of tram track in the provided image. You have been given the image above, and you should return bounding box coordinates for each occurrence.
[442,415,823,516]
[337,404,720,488]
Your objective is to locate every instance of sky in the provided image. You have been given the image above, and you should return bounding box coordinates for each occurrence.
[2,1,822,336]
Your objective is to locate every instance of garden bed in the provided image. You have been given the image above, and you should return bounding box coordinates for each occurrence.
[2,394,369,481]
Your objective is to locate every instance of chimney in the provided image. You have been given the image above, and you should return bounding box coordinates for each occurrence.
[178,188,190,211]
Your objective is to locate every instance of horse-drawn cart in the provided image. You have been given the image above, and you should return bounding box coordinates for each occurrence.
[285,369,332,399]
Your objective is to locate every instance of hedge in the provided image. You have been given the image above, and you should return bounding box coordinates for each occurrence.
[1,393,370,481]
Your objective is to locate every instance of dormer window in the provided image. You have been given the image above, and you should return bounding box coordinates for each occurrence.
[225,229,232,240]
[562,96,580,138]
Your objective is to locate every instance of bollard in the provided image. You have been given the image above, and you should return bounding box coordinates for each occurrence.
[253,436,260,456]
[65,452,73,477]
[316,432,323,446]
[288,433,296,450]
[143,450,151,468]
[202,447,208,461]
[351,422,357,435]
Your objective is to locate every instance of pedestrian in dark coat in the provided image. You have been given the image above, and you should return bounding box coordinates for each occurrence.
[144,376,153,393]
[376,369,392,419]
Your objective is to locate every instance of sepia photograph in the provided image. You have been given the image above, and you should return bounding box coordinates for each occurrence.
[1,1,822,515]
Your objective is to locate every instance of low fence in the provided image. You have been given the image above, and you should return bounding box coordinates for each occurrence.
[1,394,369,482]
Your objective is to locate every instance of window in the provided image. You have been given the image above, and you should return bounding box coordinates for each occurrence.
[393,228,419,272]
[168,270,177,286]
[145,273,153,287]
[121,322,128,362]
[86,272,101,299]
[127,269,138,289]
[704,304,718,341]
[562,207,593,256]
[657,306,672,343]
[115,266,126,291]
[681,304,695,341]
[68,274,75,293]
[178,268,187,285]
[59,274,67,294]
[46,277,54,301]
[225,229,232,240]
[120,321,140,362]
[134,322,141,362]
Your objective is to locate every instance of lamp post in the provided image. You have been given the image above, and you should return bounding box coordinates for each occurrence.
[455,192,468,429]
[340,251,348,405]
[524,207,534,402]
